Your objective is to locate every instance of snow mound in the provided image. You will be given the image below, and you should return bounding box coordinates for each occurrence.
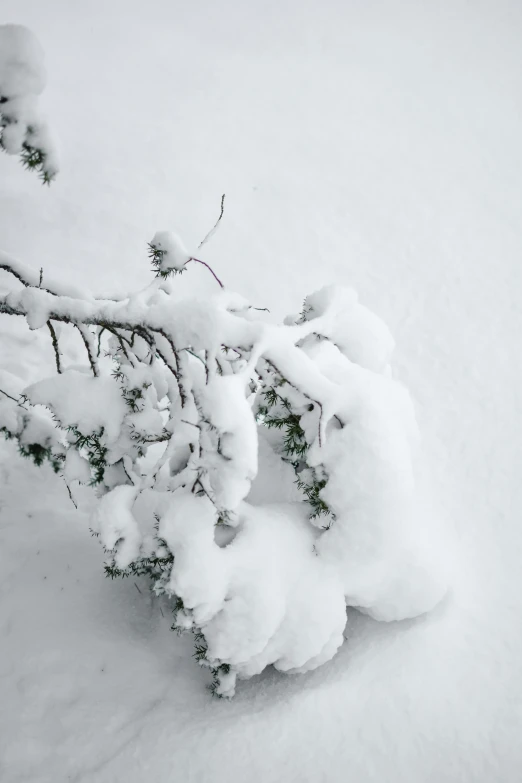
[198,374,258,516]
[304,337,448,621]
[160,492,346,697]
[25,370,127,443]
[150,231,191,273]
[302,285,395,373]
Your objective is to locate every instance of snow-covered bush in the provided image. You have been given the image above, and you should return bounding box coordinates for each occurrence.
[0,26,448,697]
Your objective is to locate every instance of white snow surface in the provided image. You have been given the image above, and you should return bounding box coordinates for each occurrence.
[1,1,522,782]
[301,285,396,373]
[0,24,45,98]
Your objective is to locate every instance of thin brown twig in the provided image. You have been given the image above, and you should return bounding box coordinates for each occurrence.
[198,193,226,250]
[65,481,78,509]
[0,259,57,297]
[96,327,106,357]
[47,320,62,373]
[186,257,224,289]
[101,324,132,362]
[75,324,99,377]
[0,387,21,404]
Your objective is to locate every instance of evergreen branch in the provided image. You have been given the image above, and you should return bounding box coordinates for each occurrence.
[20,141,55,185]
[148,242,187,279]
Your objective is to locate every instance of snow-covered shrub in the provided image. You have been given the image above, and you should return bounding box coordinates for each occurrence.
[0,26,448,697]
[0,247,449,695]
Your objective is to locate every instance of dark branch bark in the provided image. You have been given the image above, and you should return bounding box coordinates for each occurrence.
[198,193,226,250]
[75,325,99,376]
[47,320,62,373]
[186,257,224,289]
[0,387,21,403]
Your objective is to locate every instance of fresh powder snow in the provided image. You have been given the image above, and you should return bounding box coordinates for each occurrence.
[1,1,522,782]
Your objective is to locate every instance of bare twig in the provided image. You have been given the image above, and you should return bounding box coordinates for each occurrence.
[180,419,201,430]
[0,387,21,404]
[0,250,129,303]
[198,193,225,250]
[101,324,131,362]
[177,194,228,289]
[156,330,188,406]
[122,455,139,486]
[132,327,156,364]
[184,348,206,367]
[96,326,106,357]
[75,324,99,377]
[0,259,52,297]
[186,257,224,289]
[0,253,66,298]
[155,343,180,382]
[65,481,78,509]
[47,320,62,373]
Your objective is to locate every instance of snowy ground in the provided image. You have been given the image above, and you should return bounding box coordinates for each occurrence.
[2,0,522,780]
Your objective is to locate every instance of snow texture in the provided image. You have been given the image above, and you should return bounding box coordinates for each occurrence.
[0,24,58,178]
[160,493,346,697]
[303,337,447,620]
[1,1,522,781]
[150,231,191,273]
[301,285,396,374]
[197,374,258,515]
[0,24,46,97]
[25,370,127,443]
[93,484,141,568]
